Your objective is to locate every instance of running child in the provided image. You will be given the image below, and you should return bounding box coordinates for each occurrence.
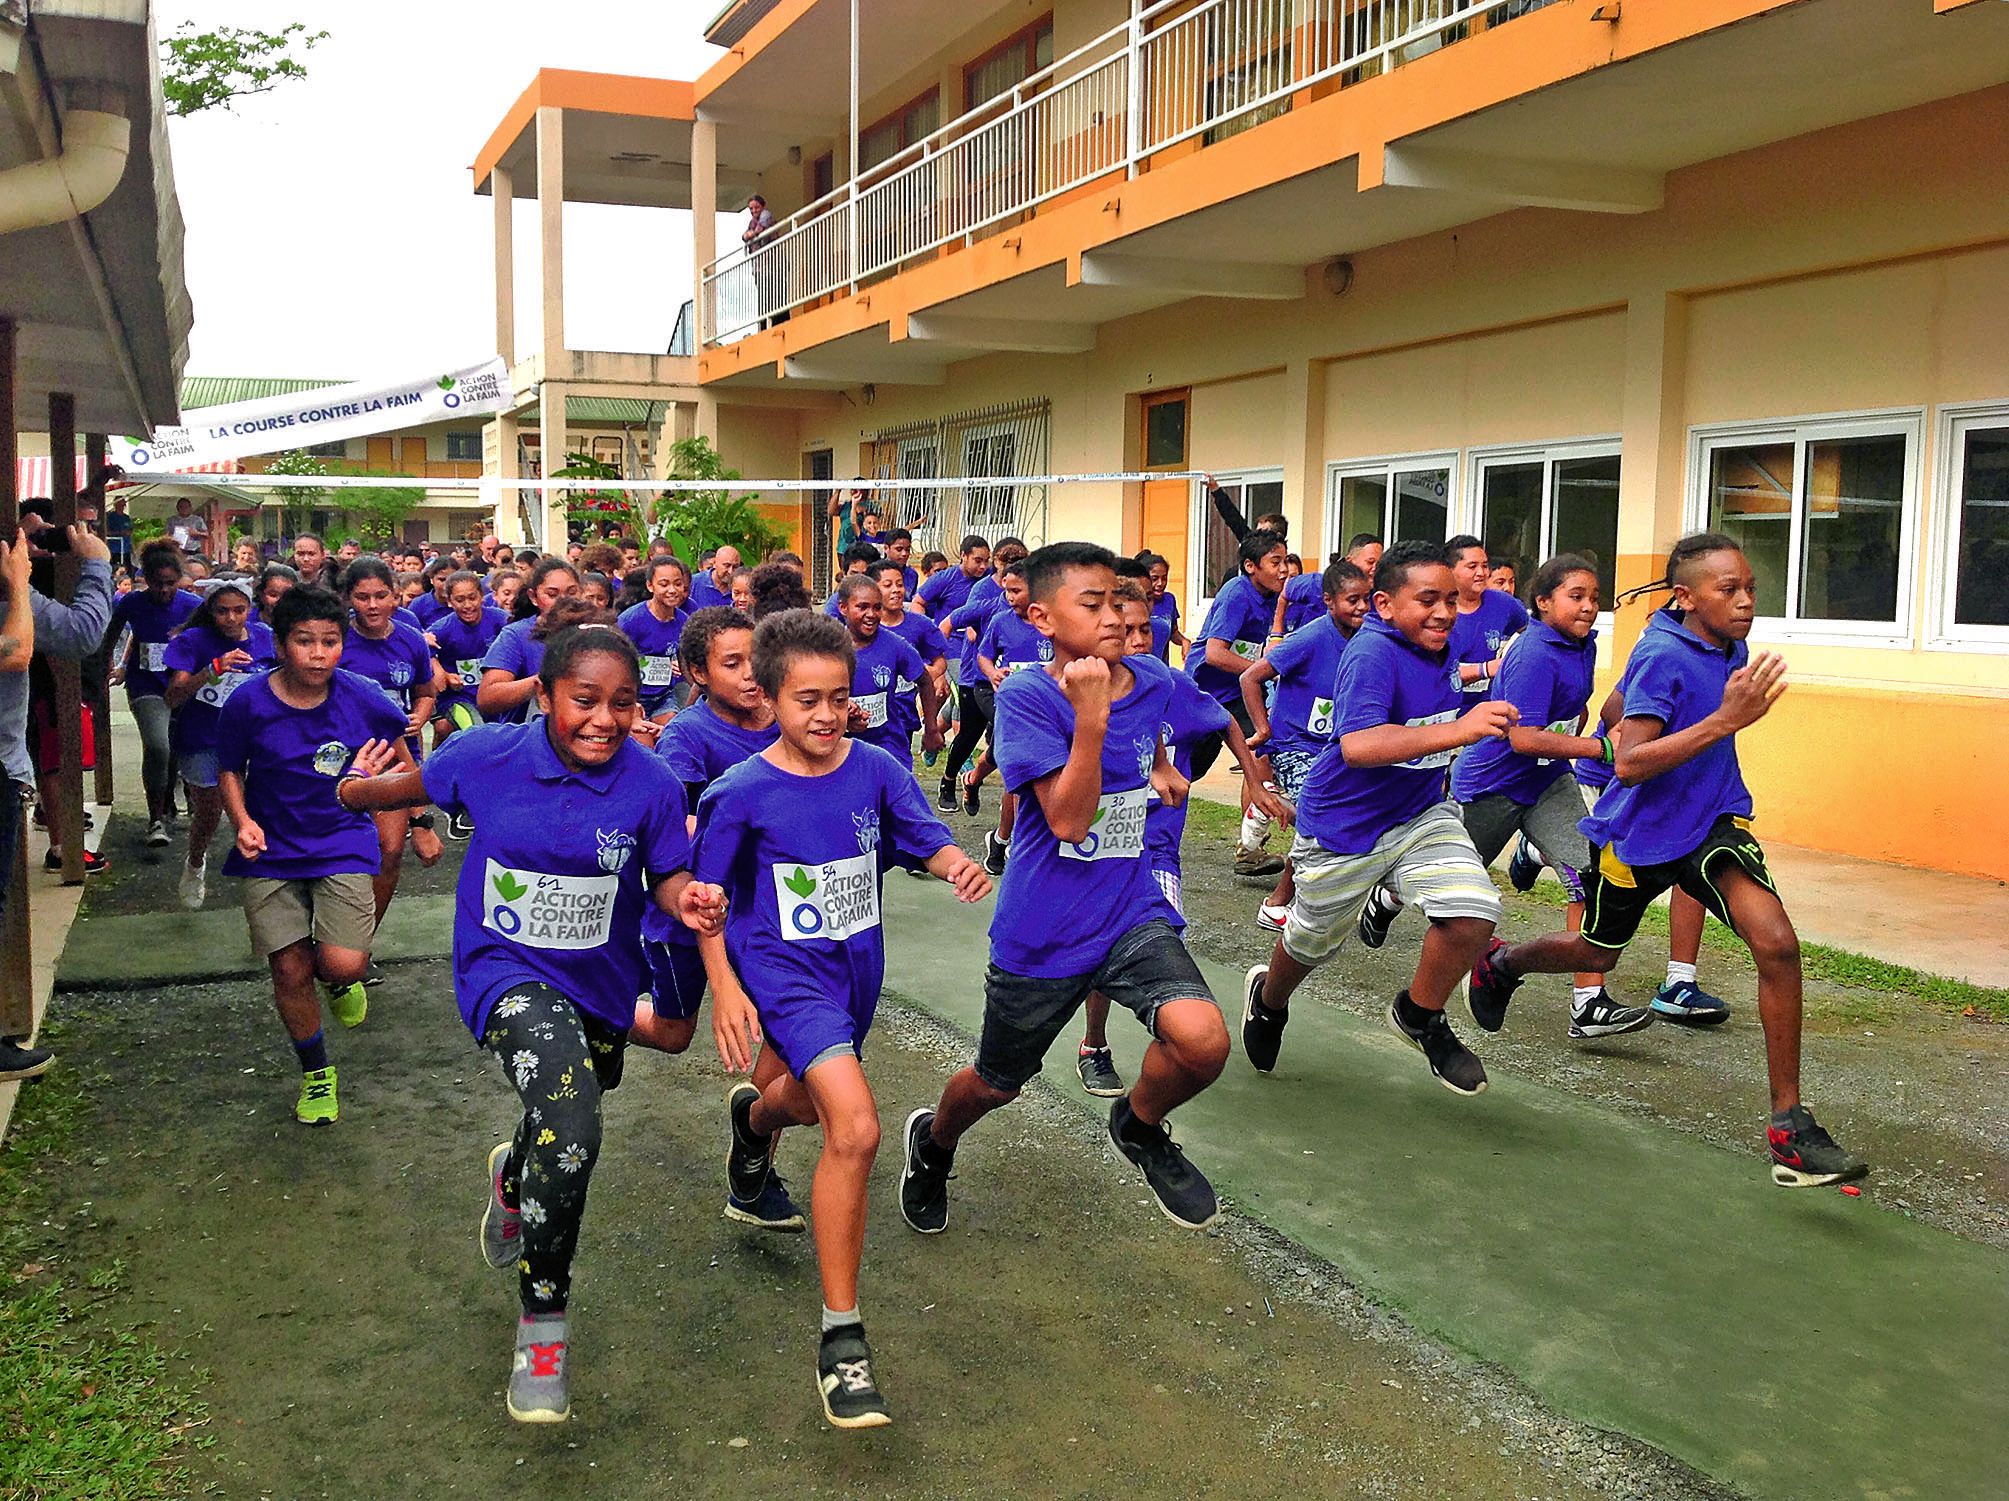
[102,540,200,845]
[938,536,1027,815]
[1467,533,1868,1186]
[868,558,947,764]
[161,577,273,909]
[1239,541,1514,1090]
[428,572,509,836]
[1185,529,1290,875]
[833,574,935,763]
[213,587,410,1126]
[900,542,1231,1236]
[1138,551,1186,661]
[616,555,691,720]
[1445,533,1529,702]
[338,623,727,1422]
[971,558,1052,873]
[915,533,991,786]
[700,610,986,1429]
[477,558,580,722]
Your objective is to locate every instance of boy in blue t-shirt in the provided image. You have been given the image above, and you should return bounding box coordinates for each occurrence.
[833,575,933,762]
[1469,534,1868,1188]
[213,587,413,1130]
[697,610,985,1431]
[869,559,946,760]
[971,559,1053,875]
[1241,542,1516,1092]
[900,543,1234,1240]
[1445,534,1530,702]
[914,534,991,764]
[937,536,1027,816]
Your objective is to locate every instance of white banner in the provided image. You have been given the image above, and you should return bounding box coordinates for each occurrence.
[114,358,510,474]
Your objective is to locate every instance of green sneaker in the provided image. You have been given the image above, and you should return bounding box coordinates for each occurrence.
[323,980,368,1029]
[295,1066,338,1126]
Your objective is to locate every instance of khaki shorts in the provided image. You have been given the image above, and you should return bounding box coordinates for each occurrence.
[1282,801,1502,968]
[242,872,377,959]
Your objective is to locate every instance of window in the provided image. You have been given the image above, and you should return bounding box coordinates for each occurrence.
[1938,406,2009,641]
[305,439,347,458]
[965,18,1054,111]
[1203,5,1293,144]
[590,435,625,470]
[962,428,1020,531]
[1144,394,1188,469]
[444,431,482,462]
[1195,470,1285,601]
[860,90,940,171]
[1695,414,1918,635]
[897,437,940,536]
[1329,456,1455,551]
[1474,445,1621,604]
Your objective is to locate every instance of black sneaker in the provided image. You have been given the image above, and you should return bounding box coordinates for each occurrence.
[361,961,388,989]
[961,775,981,818]
[1075,1046,1123,1098]
[726,1083,774,1205]
[982,830,1008,876]
[898,1108,950,1234]
[446,810,475,841]
[1109,1097,1219,1229]
[1768,1105,1870,1188]
[724,1166,806,1233]
[1507,834,1543,892]
[1467,936,1521,1033]
[1568,989,1655,1040]
[1356,885,1401,949]
[1385,996,1488,1095]
[1241,964,1288,1075]
[0,1035,53,1083]
[935,779,957,814]
[817,1323,892,1429]
[44,848,108,875]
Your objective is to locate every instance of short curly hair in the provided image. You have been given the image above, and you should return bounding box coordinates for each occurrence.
[751,608,854,699]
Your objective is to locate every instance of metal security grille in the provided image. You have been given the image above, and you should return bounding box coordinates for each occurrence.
[869,397,1050,554]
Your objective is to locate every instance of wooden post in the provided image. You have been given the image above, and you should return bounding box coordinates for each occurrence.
[0,317,33,1039]
[49,392,86,885]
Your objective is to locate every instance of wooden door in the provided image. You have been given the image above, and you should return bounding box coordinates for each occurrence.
[1139,389,1191,653]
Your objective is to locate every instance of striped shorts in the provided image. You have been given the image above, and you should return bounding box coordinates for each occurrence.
[1282,801,1503,968]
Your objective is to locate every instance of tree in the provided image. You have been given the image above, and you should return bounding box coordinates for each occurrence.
[160,23,328,118]
[264,449,328,540]
[334,472,425,549]
[652,437,790,563]
[550,450,634,537]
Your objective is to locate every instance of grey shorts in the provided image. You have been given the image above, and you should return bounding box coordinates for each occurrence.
[1459,775,1592,874]
[242,872,377,959]
[1282,801,1502,967]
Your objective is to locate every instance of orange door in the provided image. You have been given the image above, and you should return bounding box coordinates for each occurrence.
[1140,389,1192,654]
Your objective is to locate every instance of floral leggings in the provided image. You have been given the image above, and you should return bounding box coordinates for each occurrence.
[482,983,627,1316]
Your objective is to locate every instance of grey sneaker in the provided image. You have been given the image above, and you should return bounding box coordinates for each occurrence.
[1568,990,1656,1040]
[1075,1046,1124,1098]
[480,1142,521,1270]
[1233,846,1286,878]
[817,1323,892,1428]
[507,1314,570,1423]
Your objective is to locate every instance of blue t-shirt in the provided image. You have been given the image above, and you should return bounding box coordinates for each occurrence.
[1144,668,1232,915]
[1150,590,1181,652]
[1186,575,1277,705]
[692,743,952,1026]
[879,612,944,736]
[617,601,688,713]
[1295,615,1462,855]
[976,609,1053,678]
[1580,609,1755,866]
[947,588,1007,688]
[213,670,408,881]
[161,621,275,756]
[1452,621,1597,808]
[848,629,927,758]
[341,621,435,715]
[990,654,1178,977]
[411,593,450,628]
[424,722,693,1036]
[432,607,508,712]
[110,588,202,700]
[480,617,544,722]
[915,565,979,665]
[1262,614,1352,758]
[688,571,731,611]
[1150,612,1172,662]
[646,700,780,947]
[1280,572,1326,634]
[1448,590,1531,699]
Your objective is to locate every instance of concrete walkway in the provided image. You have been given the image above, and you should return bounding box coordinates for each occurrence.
[878,876,2006,1501]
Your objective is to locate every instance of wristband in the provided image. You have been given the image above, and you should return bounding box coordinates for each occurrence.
[335,772,363,810]
[1600,735,1615,766]
[211,657,229,679]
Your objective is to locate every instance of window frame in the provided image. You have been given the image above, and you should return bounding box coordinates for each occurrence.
[443,431,482,463]
[1686,408,1923,649]
[1928,400,2009,654]
[1468,436,1623,619]
[1188,465,1285,626]
[963,15,1056,112]
[1323,450,1460,554]
[859,87,940,172]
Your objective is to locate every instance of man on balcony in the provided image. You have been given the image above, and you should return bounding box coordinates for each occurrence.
[742,194,786,330]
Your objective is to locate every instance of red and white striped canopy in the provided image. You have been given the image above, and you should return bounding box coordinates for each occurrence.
[13,456,240,497]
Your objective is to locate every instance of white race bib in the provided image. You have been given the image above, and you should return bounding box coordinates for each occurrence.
[1396,710,1459,770]
[1231,638,1263,661]
[195,670,252,708]
[640,654,677,688]
[1058,785,1149,862]
[772,852,880,942]
[456,657,485,688]
[142,642,168,674]
[1537,715,1582,766]
[1307,696,1336,737]
[853,691,889,729]
[481,858,617,950]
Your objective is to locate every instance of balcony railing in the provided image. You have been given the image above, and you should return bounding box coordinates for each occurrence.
[702,0,1555,345]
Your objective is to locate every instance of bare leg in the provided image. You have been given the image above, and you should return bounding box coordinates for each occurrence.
[927,1066,1017,1152]
[800,1059,879,1314]
[186,783,223,867]
[1081,992,1111,1049]
[1266,860,1296,911]
[1716,869,1802,1112]
[1411,916,1494,1011]
[1670,888,1706,966]
[268,940,324,1044]
[370,810,406,926]
[1568,901,1602,990]
[1257,937,1315,1014]
[1126,999,1228,1128]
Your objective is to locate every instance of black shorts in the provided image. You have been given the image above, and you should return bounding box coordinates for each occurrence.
[974,918,1215,1092]
[1188,695,1257,781]
[1578,814,1776,952]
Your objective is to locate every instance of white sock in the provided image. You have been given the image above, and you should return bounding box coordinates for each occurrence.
[1239,805,1271,851]
[1666,961,1698,987]
[1573,985,1602,1007]
[821,1304,861,1334]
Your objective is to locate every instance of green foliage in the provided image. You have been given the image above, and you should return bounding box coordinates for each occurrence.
[264,449,327,539]
[329,471,424,549]
[160,22,328,118]
[551,450,632,535]
[126,518,166,548]
[652,436,789,563]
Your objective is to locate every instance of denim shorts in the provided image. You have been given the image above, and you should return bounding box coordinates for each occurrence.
[177,749,221,789]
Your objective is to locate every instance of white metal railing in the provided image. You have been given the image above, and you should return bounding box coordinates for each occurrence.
[702,0,1557,344]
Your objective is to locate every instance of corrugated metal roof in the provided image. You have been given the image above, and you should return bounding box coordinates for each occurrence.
[557,398,660,424]
[179,376,345,409]
[705,0,781,47]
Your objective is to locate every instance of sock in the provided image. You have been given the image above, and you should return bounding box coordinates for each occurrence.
[1394,989,1435,1030]
[1079,1039,1107,1055]
[1238,805,1270,851]
[1572,985,1602,1007]
[1665,960,1698,988]
[293,1030,329,1073]
[1770,1106,1803,1130]
[821,1303,862,1334]
[917,1125,955,1169]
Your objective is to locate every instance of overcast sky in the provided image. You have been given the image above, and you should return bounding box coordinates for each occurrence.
[159,0,739,381]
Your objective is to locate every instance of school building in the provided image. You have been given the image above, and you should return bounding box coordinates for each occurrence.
[470,0,2009,880]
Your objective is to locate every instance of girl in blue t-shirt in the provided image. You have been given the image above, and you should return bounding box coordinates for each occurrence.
[428,571,508,745]
[478,558,580,724]
[102,540,201,839]
[1140,551,1187,661]
[614,556,691,719]
[696,609,986,1431]
[340,624,726,1425]
[161,577,274,911]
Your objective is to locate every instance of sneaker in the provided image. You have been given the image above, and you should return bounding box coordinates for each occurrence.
[724,1167,807,1233]
[982,830,1008,876]
[936,779,957,814]
[44,848,108,875]
[1768,1105,1870,1188]
[817,1323,892,1429]
[1108,1097,1219,1229]
[0,1035,54,1083]
[178,858,206,911]
[1356,885,1401,949]
[322,980,368,1028]
[1255,902,1288,934]
[1651,978,1732,1026]
[1075,1046,1124,1098]
[922,745,940,769]
[897,1108,951,1234]
[1507,834,1542,893]
[1568,990,1656,1040]
[1241,964,1288,1075]
[1385,998,1487,1096]
[961,774,981,818]
[1233,847,1285,879]
[480,1141,522,1270]
[446,810,475,841]
[508,1314,570,1423]
[295,1066,339,1126]
[1467,936,1522,1033]
[726,1083,774,1205]
[360,961,387,988]
[145,818,170,848]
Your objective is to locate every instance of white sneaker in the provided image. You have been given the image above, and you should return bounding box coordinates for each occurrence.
[1255,903,1289,933]
[145,819,169,847]
[178,858,206,910]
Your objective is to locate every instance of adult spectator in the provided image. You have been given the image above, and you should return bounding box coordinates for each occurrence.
[742,193,783,327]
[291,533,337,589]
[167,497,210,558]
[477,533,501,569]
[230,538,263,575]
[826,483,872,559]
[103,494,133,569]
[689,543,740,609]
[336,537,363,567]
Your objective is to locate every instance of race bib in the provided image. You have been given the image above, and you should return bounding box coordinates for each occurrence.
[482,859,617,951]
[195,670,252,708]
[1058,785,1149,862]
[1396,710,1459,770]
[142,642,168,674]
[853,691,889,729]
[772,852,880,943]
[456,657,485,688]
[1231,639,1263,661]
[1307,696,1336,737]
[640,654,677,689]
[1537,715,1581,767]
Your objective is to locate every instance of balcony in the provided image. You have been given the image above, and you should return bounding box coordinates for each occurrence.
[700,0,1558,345]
